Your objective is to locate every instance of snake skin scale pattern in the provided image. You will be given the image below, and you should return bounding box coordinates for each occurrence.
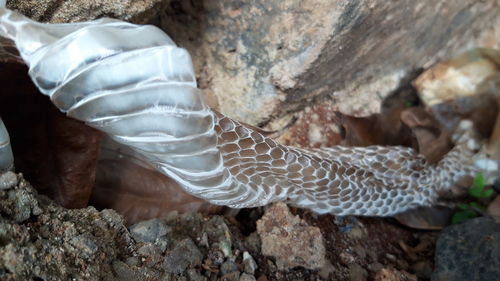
[0,6,481,216]
[214,113,477,215]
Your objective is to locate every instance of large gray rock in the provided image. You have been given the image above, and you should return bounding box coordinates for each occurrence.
[6,0,499,126]
[6,0,167,23]
[432,217,500,281]
[161,0,500,125]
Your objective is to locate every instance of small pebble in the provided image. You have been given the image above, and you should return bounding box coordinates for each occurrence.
[239,273,256,281]
[129,218,169,243]
[220,271,240,281]
[243,251,258,275]
[220,260,239,275]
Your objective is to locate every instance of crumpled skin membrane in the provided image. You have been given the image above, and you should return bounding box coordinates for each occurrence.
[0,6,484,216]
[0,118,13,171]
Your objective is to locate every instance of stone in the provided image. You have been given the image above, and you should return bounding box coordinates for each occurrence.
[413,49,500,106]
[7,0,168,23]
[129,218,170,243]
[187,268,207,281]
[68,234,99,259]
[161,1,500,125]
[163,238,203,274]
[432,216,500,281]
[348,263,368,281]
[1,177,42,223]
[112,261,161,281]
[374,268,417,281]
[242,251,258,275]
[244,232,261,254]
[410,260,433,280]
[239,273,256,281]
[0,174,140,281]
[256,202,325,270]
[220,260,239,275]
[0,171,17,190]
[220,271,240,281]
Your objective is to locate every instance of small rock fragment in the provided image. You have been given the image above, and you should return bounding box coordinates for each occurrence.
[348,263,368,281]
[243,251,258,275]
[0,171,17,190]
[220,260,239,275]
[68,234,99,259]
[7,188,39,222]
[239,273,256,281]
[256,202,325,270]
[163,238,203,274]
[187,268,207,281]
[129,218,169,243]
[220,271,240,281]
[112,260,161,281]
[244,232,261,254]
[411,260,433,279]
[374,268,417,281]
[413,49,500,106]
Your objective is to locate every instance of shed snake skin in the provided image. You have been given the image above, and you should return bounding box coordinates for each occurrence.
[0,6,486,216]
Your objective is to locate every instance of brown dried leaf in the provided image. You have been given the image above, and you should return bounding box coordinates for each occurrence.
[91,154,221,225]
[0,60,101,208]
[394,206,455,230]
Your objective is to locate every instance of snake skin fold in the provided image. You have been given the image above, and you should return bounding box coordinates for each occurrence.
[0,6,485,216]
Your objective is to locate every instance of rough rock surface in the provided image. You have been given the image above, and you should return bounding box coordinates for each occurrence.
[256,202,326,270]
[432,217,500,281]
[0,172,267,280]
[6,0,167,23]
[6,0,499,127]
[374,268,417,281]
[160,0,500,125]
[0,171,446,280]
[0,172,129,281]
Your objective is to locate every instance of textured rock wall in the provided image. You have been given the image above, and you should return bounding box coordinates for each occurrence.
[6,0,168,23]
[160,0,500,125]
[6,0,500,126]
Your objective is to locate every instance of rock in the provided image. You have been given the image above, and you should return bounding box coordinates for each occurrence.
[112,260,161,281]
[0,172,17,190]
[0,176,42,223]
[202,216,233,257]
[161,1,500,125]
[348,263,368,281]
[68,234,99,259]
[243,251,258,275]
[256,202,325,270]
[220,260,239,275]
[432,217,500,281]
[129,218,170,243]
[220,271,240,281]
[0,174,133,281]
[410,260,433,280]
[239,273,257,281]
[244,232,261,254]
[187,268,207,281]
[7,0,168,23]
[413,49,500,106]
[374,268,417,281]
[163,238,203,274]
[7,188,36,222]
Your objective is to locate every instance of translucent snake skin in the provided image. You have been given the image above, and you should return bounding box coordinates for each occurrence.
[0,6,482,216]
